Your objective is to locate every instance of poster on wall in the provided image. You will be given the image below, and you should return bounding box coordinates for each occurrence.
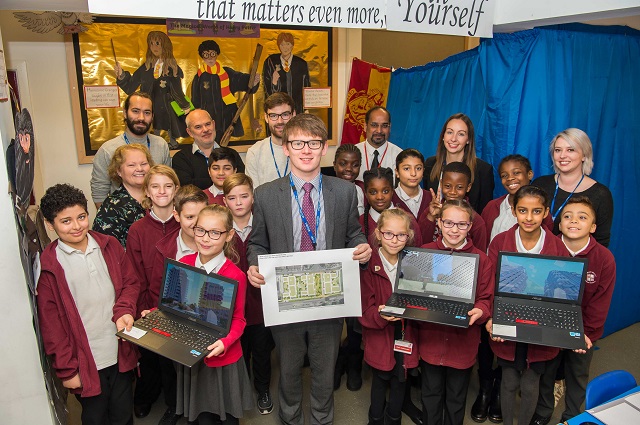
[69,17,334,163]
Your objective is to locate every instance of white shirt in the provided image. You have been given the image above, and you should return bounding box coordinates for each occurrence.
[515,228,546,254]
[369,204,395,224]
[355,140,403,181]
[562,236,590,257]
[208,185,224,197]
[233,214,253,242]
[442,238,468,250]
[195,251,227,274]
[355,185,365,216]
[245,136,290,187]
[176,230,196,260]
[150,208,175,224]
[395,186,423,218]
[379,248,398,291]
[490,195,517,242]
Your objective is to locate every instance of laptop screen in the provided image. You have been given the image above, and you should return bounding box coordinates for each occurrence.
[496,252,587,303]
[397,248,480,302]
[160,259,238,333]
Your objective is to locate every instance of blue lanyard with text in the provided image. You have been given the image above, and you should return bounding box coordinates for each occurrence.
[270,137,289,178]
[550,173,585,221]
[290,174,322,250]
[123,133,150,149]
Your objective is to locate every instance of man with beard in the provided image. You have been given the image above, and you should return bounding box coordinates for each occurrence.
[171,108,244,189]
[90,92,171,208]
[245,92,295,187]
[355,106,403,181]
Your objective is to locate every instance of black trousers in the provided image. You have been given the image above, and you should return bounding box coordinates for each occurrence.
[75,364,134,425]
[133,347,177,408]
[477,326,501,382]
[370,367,406,419]
[421,361,472,425]
[241,323,274,394]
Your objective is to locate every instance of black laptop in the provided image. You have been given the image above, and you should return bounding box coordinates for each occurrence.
[492,252,588,350]
[381,247,480,328]
[116,258,238,367]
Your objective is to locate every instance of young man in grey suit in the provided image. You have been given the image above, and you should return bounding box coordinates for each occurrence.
[247,114,371,425]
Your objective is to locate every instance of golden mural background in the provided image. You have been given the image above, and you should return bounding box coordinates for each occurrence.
[71,19,332,159]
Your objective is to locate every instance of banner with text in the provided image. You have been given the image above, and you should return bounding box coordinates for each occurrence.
[88,0,495,36]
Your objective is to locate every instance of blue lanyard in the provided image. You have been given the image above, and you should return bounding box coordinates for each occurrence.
[550,173,585,221]
[270,137,289,178]
[123,133,150,149]
[290,174,322,250]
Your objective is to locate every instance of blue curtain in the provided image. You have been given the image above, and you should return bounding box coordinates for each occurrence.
[386,23,640,337]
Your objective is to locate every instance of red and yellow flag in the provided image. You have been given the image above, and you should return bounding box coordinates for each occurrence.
[341,58,392,144]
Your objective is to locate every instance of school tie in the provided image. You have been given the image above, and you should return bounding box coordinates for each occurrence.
[371,149,380,169]
[300,182,316,251]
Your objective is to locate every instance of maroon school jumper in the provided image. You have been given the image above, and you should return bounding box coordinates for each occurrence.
[487,225,569,363]
[418,210,488,252]
[481,195,554,243]
[126,211,180,317]
[359,210,423,247]
[204,188,225,205]
[142,227,182,316]
[392,188,433,221]
[37,231,140,397]
[417,238,494,369]
[359,247,419,371]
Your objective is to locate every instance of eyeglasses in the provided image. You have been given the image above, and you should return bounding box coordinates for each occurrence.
[267,111,293,121]
[193,226,228,240]
[368,122,390,129]
[201,51,218,59]
[288,140,324,150]
[380,231,409,242]
[440,219,471,230]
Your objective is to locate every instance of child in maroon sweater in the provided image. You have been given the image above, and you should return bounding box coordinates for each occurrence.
[393,148,433,221]
[418,200,494,425]
[531,196,616,424]
[205,147,238,205]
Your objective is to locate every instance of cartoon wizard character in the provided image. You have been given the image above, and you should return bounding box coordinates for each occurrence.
[262,32,310,115]
[114,31,191,148]
[14,108,35,214]
[191,40,260,143]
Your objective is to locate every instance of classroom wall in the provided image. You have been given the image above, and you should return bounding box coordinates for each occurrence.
[0,25,55,425]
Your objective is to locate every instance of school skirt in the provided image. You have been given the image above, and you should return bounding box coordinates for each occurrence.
[176,356,253,421]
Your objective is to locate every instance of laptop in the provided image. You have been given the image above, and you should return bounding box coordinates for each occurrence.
[492,252,588,350]
[381,247,480,328]
[116,258,238,367]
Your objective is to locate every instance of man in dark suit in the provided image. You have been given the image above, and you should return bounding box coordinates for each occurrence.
[247,114,371,424]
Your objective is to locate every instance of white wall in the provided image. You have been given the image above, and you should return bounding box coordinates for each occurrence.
[0,24,54,425]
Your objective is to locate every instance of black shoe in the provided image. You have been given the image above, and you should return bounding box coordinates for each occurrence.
[134,403,152,418]
[257,391,274,414]
[488,379,503,423]
[158,407,181,425]
[368,409,384,425]
[346,352,363,391]
[334,352,346,390]
[471,380,493,423]
[401,401,423,425]
[529,414,551,425]
[384,411,402,425]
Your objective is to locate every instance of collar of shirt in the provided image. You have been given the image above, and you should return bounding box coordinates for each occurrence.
[208,185,224,197]
[379,248,398,274]
[233,214,253,239]
[396,185,422,204]
[57,233,98,255]
[177,230,196,257]
[290,171,322,193]
[562,235,590,257]
[150,208,175,224]
[195,250,226,274]
[369,204,396,224]
[442,238,468,250]
[192,142,219,156]
[515,227,546,254]
[366,141,388,160]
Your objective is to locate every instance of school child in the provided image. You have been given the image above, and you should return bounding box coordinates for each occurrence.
[418,199,494,425]
[334,143,365,215]
[205,147,238,205]
[486,185,569,425]
[393,148,433,220]
[530,196,616,424]
[125,165,181,420]
[175,204,252,424]
[37,184,139,425]
[360,208,420,425]
[419,162,488,251]
[362,167,423,247]
[223,173,276,415]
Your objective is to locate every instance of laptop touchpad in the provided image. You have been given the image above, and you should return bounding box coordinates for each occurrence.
[144,332,168,349]
[522,326,542,343]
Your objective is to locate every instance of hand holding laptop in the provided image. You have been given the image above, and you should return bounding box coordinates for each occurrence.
[486,318,506,343]
[468,308,483,326]
[206,340,225,358]
[574,335,593,354]
[378,305,402,322]
[116,314,134,333]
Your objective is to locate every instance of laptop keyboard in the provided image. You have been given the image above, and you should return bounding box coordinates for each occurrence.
[394,294,469,317]
[137,311,217,353]
[495,301,579,330]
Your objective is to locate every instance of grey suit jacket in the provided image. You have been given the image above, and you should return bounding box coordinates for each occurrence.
[247,174,367,266]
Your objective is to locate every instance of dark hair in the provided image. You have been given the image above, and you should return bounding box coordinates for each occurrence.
[209,147,238,170]
[174,185,208,214]
[15,108,34,137]
[264,92,295,113]
[442,161,472,185]
[362,167,395,238]
[365,106,391,124]
[395,148,424,169]
[41,184,88,223]
[513,185,550,209]
[123,91,153,113]
[283,113,328,144]
[499,154,532,173]
[334,144,362,163]
[429,113,477,184]
[198,40,221,56]
[561,195,597,219]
